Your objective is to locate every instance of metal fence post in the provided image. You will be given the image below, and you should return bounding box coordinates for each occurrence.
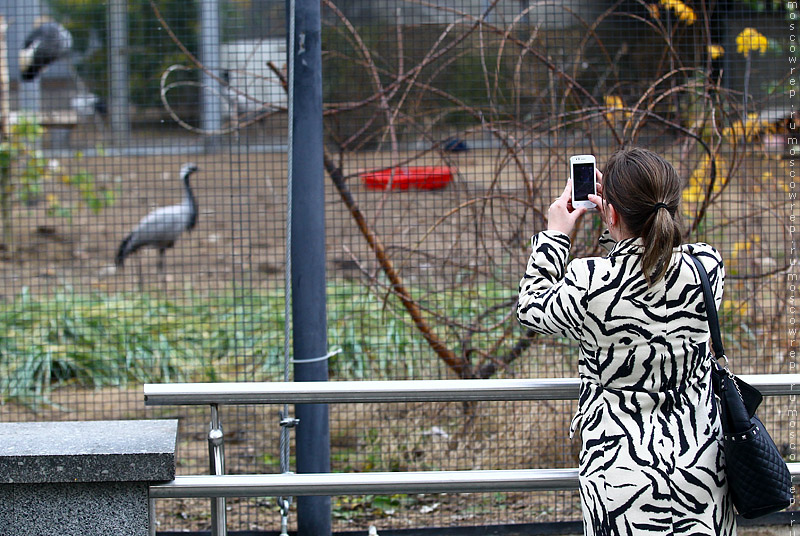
[108,0,130,145]
[209,404,227,536]
[288,0,331,534]
[200,0,221,148]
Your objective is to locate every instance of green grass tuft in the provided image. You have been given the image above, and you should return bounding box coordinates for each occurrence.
[0,281,517,405]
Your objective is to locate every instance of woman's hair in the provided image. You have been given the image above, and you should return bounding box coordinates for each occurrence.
[602,147,683,285]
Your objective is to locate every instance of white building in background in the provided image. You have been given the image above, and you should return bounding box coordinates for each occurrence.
[220,38,287,119]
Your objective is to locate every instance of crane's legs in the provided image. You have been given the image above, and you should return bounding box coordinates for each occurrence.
[136,256,144,293]
[157,249,166,273]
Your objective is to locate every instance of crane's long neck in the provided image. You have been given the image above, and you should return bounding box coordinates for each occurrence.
[182,174,198,230]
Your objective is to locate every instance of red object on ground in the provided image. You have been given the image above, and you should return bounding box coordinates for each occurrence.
[361,166,453,190]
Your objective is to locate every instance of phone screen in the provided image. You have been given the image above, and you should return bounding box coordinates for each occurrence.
[572,163,595,201]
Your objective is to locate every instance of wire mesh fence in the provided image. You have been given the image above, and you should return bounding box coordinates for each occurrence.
[0,0,795,533]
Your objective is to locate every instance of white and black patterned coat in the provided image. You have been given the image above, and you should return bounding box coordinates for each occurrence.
[518,230,736,536]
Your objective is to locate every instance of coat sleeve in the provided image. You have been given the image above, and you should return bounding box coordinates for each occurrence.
[517,230,590,340]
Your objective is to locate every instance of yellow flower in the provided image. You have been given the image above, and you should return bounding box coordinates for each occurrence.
[605,95,623,109]
[707,44,725,60]
[659,0,696,25]
[722,300,749,317]
[682,180,705,204]
[647,4,660,20]
[723,121,743,140]
[732,240,752,257]
[723,113,770,142]
[730,236,761,275]
[604,95,627,124]
[736,28,768,58]
[682,154,727,205]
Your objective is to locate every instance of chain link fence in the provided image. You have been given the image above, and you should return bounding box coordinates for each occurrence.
[0,0,795,533]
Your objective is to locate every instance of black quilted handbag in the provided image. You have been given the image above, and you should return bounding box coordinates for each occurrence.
[690,254,792,519]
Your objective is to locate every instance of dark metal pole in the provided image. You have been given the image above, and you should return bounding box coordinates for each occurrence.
[200,0,221,149]
[287,0,330,534]
[108,0,130,146]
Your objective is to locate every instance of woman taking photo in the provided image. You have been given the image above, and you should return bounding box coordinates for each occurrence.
[517,147,735,535]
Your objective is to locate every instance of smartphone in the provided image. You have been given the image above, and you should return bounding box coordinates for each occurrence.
[570,155,597,209]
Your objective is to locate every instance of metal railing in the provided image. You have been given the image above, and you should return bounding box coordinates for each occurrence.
[149,468,583,498]
[145,376,800,536]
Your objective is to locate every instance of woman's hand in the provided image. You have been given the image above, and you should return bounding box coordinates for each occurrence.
[587,168,605,224]
[547,180,588,235]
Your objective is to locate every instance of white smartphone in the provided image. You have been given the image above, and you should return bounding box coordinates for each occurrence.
[570,154,597,209]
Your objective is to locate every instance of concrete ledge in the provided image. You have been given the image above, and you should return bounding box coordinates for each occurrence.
[0,419,177,536]
[0,420,177,483]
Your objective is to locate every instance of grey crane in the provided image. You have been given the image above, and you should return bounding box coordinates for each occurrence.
[19,21,73,82]
[115,163,199,272]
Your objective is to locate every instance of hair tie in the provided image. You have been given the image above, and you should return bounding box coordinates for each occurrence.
[652,202,670,214]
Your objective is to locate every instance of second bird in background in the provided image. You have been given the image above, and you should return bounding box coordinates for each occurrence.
[19,20,73,82]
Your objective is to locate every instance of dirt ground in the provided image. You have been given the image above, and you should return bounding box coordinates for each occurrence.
[1,145,542,297]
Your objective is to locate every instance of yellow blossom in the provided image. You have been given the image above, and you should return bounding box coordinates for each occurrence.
[682,180,704,205]
[730,236,761,275]
[722,113,771,143]
[736,28,768,58]
[647,4,660,20]
[604,95,627,124]
[605,95,623,109]
[722,300,749,317]
[659,0,696,25]
[682,153,727,205]
[732,240,752,258]
[707,44,724,60]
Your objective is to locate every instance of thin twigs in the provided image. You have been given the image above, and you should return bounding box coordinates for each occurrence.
[324,154,473,379]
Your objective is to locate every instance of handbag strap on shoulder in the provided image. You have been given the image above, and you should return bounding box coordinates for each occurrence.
[688,254,726,363]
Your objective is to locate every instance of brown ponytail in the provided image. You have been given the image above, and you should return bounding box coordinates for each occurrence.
[603,147,683,285]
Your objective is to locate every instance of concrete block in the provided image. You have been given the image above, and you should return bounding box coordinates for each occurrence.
[0,419,177,536]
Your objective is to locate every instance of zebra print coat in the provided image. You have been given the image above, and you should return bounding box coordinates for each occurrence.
[517,230,736,535]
